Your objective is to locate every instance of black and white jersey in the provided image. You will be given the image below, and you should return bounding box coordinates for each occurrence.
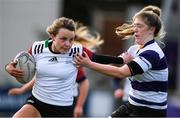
[127,40,168,110]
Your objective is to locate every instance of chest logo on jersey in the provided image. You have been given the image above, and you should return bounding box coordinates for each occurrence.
[49,56,58,62]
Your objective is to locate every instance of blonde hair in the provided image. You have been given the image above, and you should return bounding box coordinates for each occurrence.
[115,23,134,40]
[74,24,104,50]
[138,5,161,17]
[46,17,76,36]
[116,5,166,40]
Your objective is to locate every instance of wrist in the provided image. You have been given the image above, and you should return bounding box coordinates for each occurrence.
[87,61,94,68]
[118,57,124,64]
[75,103,83,108]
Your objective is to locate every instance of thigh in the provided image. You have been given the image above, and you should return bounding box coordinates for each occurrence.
[13,104,41,117]
[39,104,73,117]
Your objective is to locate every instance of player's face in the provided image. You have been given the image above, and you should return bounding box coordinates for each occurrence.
[51,28,75,53]
[133,17,154,45]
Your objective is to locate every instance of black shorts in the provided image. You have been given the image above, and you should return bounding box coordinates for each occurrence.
[110,102,166,117]
[25,95,73,117]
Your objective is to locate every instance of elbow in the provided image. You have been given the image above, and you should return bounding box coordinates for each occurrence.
[115,73,126,79]
[114,68,129,79]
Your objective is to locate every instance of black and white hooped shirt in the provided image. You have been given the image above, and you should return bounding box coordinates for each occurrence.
[127,39,168,110]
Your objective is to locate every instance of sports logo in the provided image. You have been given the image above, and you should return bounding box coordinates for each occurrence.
[49,57,58,62]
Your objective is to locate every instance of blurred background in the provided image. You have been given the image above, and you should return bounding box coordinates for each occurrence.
[0,0,179,117]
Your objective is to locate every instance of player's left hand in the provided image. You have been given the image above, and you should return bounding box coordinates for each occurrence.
[119,52,133,64]
[74,106,83,118]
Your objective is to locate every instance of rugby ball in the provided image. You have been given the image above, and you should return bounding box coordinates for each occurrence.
[14,51,36,84]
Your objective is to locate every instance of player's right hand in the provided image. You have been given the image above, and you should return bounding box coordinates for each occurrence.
[5,61,23,78]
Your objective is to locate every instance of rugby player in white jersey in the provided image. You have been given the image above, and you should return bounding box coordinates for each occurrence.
[7,24,105,118]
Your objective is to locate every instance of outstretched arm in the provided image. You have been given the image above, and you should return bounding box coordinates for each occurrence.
[75,52,131,79]
[83,47,133,65]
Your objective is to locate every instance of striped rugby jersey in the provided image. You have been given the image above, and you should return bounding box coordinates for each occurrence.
[127,39,168,110]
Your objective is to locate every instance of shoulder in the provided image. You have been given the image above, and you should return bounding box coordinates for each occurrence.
[142,42,164,59]
[127,44,139,55]
[31,40,49,55]
[129,44,139,49]
[32,40,48,47]
[139,50,160,60]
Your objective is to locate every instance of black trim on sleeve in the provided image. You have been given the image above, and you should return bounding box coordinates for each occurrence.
[92,54,124,64]
[76,76,86,83]
[127,61,144,76]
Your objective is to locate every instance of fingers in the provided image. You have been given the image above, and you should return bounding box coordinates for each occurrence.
[10,67,23,78]
[75,53,83,61]
[10,69,23,78]
[82,51,89,58]
[11,74,23,79]
[8,61,18,68]
[114,89,124,99]
[74,51,90,67]
[120,52,134,64]
[6,61,24,78]
[8,88,21,96]
[74,107,83,118]
[74,54,82,65]
[74,112,82,118]
[8,89,16,95]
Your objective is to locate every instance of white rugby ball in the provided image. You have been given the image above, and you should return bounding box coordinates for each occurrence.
[14,51,36,84]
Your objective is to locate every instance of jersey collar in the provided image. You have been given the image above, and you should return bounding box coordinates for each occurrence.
[139,39,155,49]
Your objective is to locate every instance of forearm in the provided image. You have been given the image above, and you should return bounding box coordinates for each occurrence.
[87,62,130,78]
[22,77,35,91]
[76,79,89,108]
[92,54,124,64]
